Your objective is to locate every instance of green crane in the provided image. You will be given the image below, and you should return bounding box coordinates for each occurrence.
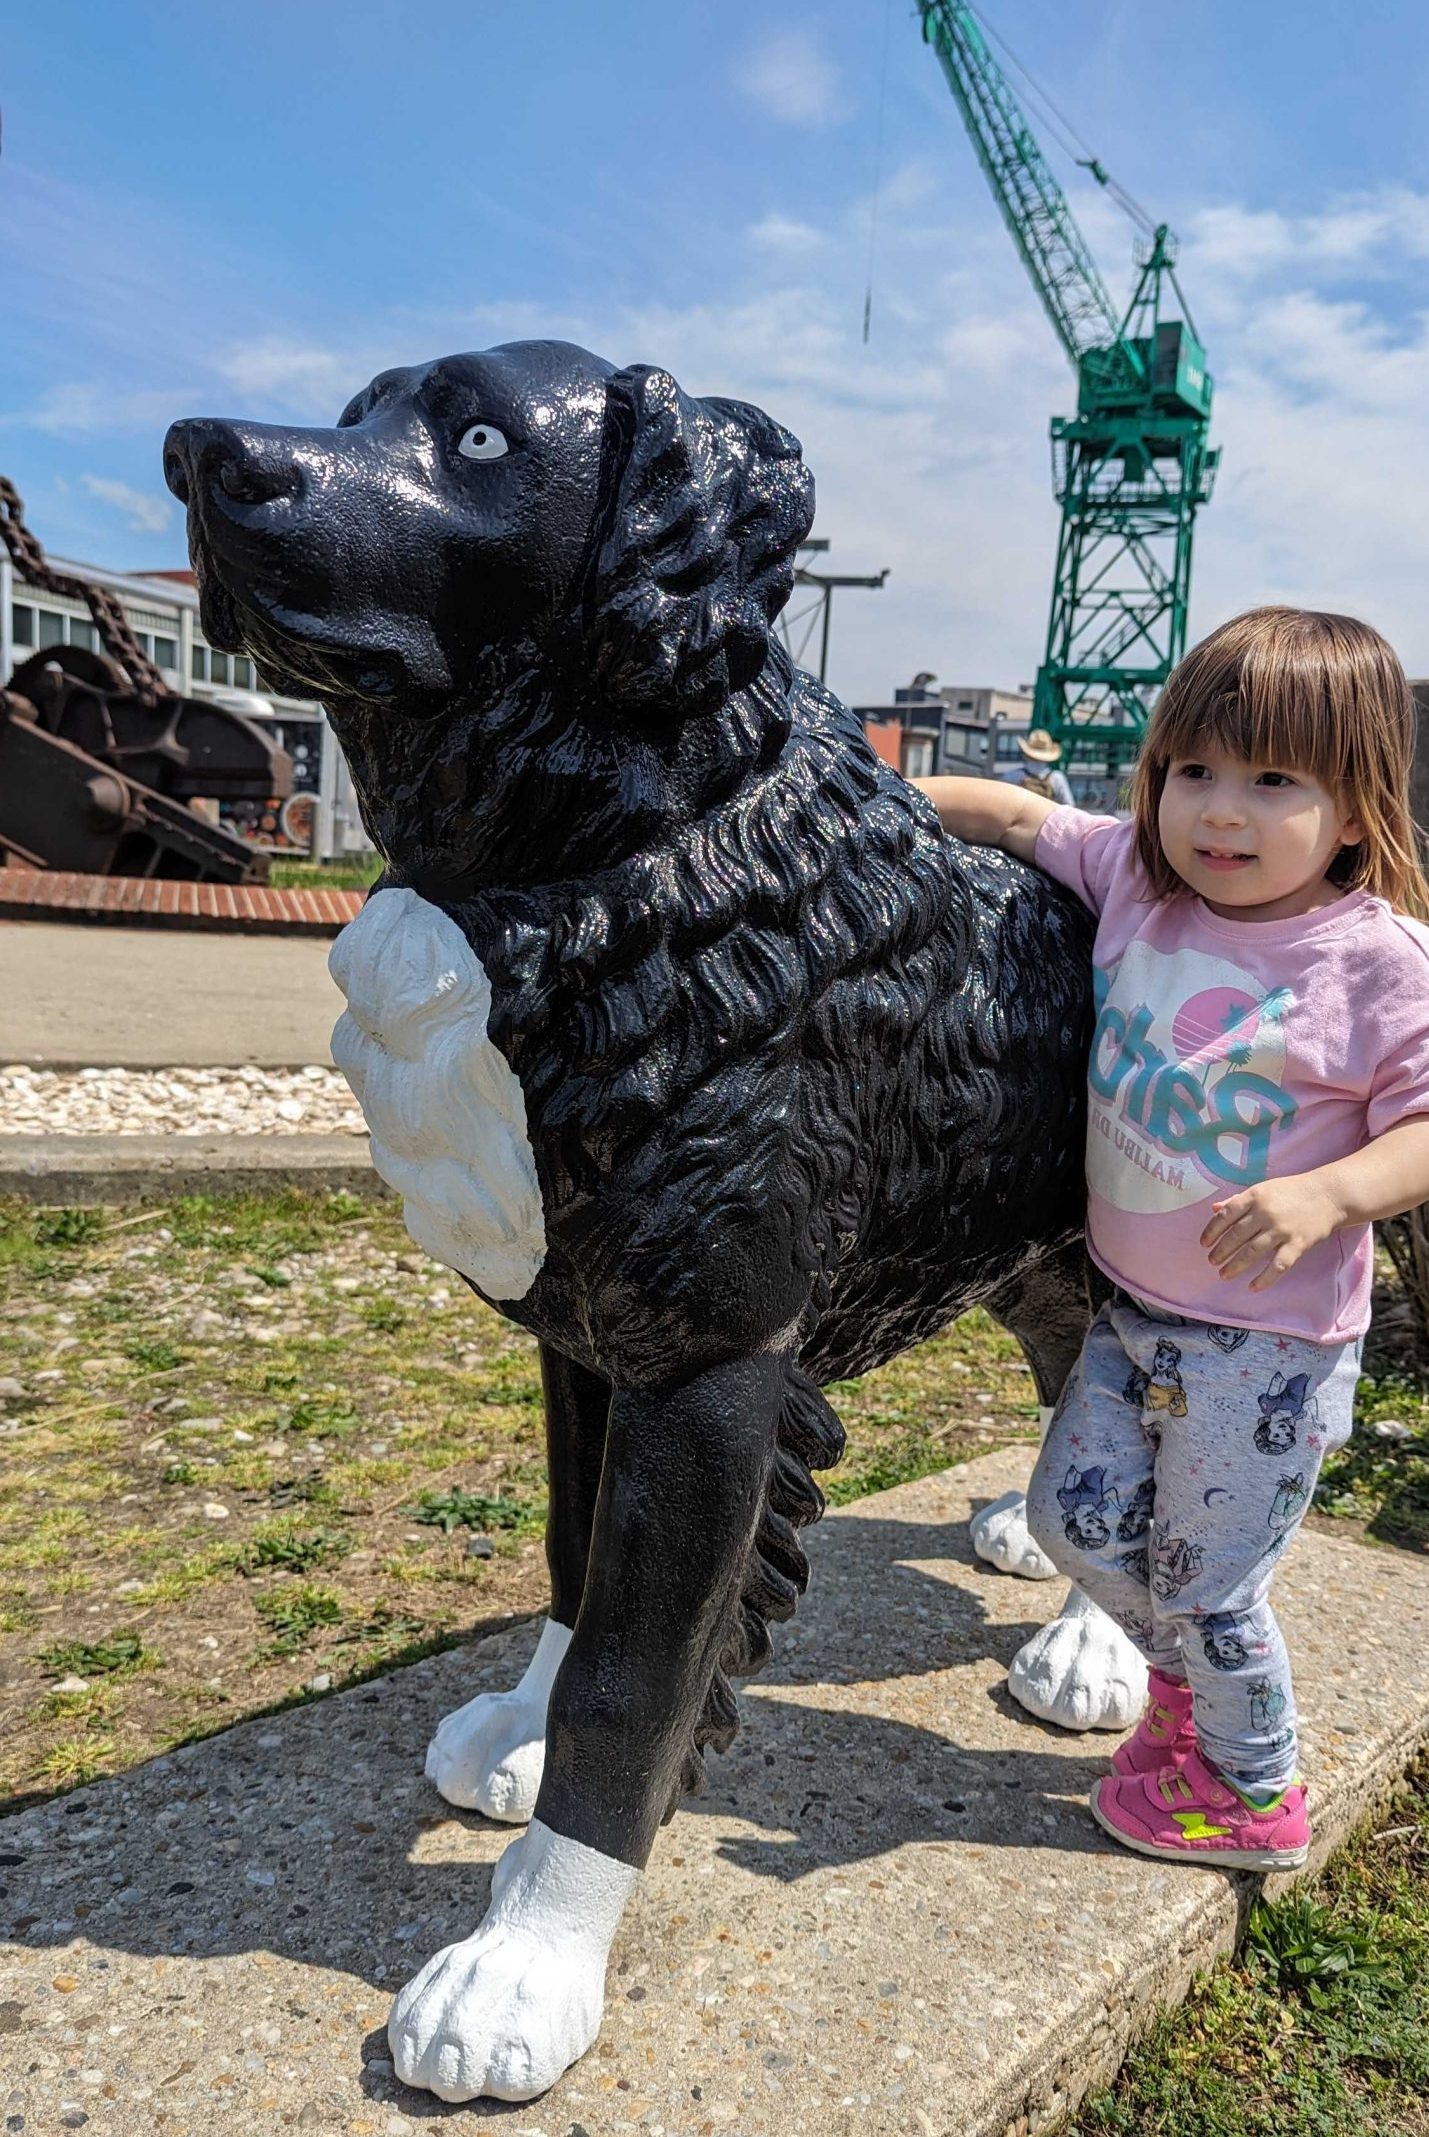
[918,1,1219,764]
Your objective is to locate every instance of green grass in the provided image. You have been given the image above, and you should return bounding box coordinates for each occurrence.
[1069,1758,1429,2137]
[1318,1368,1429,1553]
[266,856,383,892]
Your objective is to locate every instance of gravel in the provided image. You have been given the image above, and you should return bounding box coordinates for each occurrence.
[0,1064,366,1137]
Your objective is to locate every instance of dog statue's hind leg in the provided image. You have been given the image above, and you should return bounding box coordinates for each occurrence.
[391,1349,794,2102]
[984,1247,1146,1732]
[425,1345,608,1822]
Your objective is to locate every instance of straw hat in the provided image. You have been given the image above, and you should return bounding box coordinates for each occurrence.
[1017,728,1063,764]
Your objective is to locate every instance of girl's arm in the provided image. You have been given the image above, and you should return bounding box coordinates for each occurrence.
[1201,1118,1429,1290]
[911,775,1060,864]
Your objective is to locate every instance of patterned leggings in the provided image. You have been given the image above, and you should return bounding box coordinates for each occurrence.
[1025,1290,1359,1791]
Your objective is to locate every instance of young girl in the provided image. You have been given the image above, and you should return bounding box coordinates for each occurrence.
[916,607,1429,1870]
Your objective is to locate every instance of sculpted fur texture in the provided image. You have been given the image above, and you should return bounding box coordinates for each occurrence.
[165,341,1103,2101]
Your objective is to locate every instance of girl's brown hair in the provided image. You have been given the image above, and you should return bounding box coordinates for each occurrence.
[1129,606,1429,917]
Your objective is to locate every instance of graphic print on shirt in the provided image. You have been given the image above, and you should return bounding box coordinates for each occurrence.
[1088,941,1297,1216]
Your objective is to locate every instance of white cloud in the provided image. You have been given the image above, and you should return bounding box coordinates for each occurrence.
[739,29,848,129]
[81,475,174,535]
[1187,188,1429,284]
[748,213,829,253]
[217,338,360,414]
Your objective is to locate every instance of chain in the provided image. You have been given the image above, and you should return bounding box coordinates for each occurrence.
[0,475,168,705]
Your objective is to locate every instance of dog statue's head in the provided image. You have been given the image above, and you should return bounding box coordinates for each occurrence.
[163,341,813,723]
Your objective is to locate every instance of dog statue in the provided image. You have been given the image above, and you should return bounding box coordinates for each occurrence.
[164,342,1145,2103]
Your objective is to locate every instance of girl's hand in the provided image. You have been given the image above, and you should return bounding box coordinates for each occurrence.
[1200,1174,1345,1290]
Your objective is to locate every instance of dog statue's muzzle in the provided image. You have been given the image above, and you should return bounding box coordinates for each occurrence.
[163,417,305,515]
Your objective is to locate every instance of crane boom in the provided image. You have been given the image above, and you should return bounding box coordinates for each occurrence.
[919,1,1122,369]
[916,1,1219,766]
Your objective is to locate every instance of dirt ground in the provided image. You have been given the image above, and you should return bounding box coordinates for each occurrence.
[0,1189,1049,1809]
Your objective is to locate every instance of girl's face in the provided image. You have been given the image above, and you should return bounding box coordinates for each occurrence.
[1157,741,1365,921]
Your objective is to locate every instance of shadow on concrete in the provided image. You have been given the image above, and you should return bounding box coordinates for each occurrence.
[0,1510,1113,1982]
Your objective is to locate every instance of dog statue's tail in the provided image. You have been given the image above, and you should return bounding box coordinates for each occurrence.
[669,1362,846,1816]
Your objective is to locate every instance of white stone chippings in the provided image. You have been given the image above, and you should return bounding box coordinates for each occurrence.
[0,1063,366,1135]
[389,1817,639,2103]
[329,889,547,1301]
[425,1615,570,1822]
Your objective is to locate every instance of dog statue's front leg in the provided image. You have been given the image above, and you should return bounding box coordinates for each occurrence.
[391,1350,788,2102]
[425,1348,608,1821]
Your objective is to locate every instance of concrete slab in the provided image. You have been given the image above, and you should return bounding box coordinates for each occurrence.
[0,1132,384,1204]
[2,1447,1426,2137]
[0,921,344,1067]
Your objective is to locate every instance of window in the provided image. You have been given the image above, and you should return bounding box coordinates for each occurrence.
[903,737,935,779]
[191,644,208,681]
[153,636,178,671]
[209,650,231,686]
[37,609,65,647]
[233,655,253,688]
[68,618,96,651]
[11,604,34,648]
[957,698,974,710]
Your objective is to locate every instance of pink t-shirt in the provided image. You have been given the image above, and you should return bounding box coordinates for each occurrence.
[1034,806,1429,1341]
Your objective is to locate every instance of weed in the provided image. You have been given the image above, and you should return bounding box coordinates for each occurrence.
[236,1523,351,1576]
[406,1487,538,1535]
[34,1630,155,1680]
[163,1462,198,1487]
[126,1336,182,1373]
[360,1298,406,1334]
[253,1582,343,1655]
[1246,1890,1400,2005]
[40,1683,117,1724]
[285,1394,362,1440]
[33,1734,115,1788]
[33,1208,105,1249]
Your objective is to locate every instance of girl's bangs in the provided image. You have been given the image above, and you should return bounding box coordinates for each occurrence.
[1151,673,1351,788]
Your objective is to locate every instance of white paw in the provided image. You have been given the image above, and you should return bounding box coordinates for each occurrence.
[1007,1586,1148,1731]
[389,1818,638,2103]
[970,1489,1060,1580]
[424,1617,570,1821]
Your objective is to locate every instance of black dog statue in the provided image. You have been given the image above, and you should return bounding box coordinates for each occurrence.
[164,343,1141,2103]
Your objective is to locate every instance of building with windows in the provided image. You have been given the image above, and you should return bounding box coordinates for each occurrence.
[858,676,1125,809]
[1,548,373,861]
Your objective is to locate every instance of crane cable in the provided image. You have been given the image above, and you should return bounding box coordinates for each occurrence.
[964,2,1159,237]
[862,0,895,343]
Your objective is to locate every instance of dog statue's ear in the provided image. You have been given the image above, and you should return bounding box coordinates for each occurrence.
[585,365,815,718]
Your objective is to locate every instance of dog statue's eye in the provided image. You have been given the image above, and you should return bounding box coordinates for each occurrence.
[457,424,510,461]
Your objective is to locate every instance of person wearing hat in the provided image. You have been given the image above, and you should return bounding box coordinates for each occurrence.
[1003,727,1074,805]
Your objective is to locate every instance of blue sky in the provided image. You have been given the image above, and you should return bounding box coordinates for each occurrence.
[5,0,1429,699]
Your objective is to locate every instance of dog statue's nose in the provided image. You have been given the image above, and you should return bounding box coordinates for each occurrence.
[163,418,301,511]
